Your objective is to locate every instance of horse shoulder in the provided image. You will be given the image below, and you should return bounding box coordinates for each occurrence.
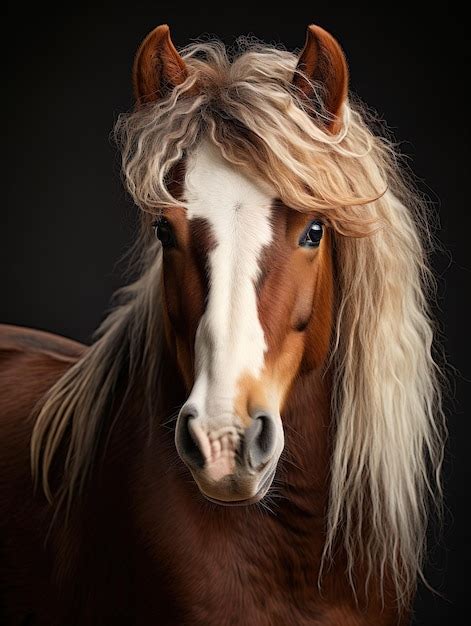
[0,326,87,623]
[0,324,86,496]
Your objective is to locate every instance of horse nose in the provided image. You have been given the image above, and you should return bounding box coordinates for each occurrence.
[175,407,207,470]
[175,407,278,480]
[243,411,277,471]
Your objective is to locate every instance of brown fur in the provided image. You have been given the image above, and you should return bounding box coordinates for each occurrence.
[160,208,216,391]
[294,25,349,133]
[234,204,335,423]
[133,24,188,105]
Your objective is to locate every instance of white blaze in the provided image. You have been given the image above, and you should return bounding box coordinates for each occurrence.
[184,140,275,425]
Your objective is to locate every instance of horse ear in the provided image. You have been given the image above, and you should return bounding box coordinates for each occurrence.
[294,25,349,132]
[133,24,188,106]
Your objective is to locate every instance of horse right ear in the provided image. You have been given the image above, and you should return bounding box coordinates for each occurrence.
[133,24,188,106]
[293,25,349,133]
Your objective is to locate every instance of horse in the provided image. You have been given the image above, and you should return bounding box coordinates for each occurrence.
[0,24,444,625]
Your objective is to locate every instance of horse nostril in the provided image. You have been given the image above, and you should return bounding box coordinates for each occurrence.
[175,409,206,469]
[245,412,277,470]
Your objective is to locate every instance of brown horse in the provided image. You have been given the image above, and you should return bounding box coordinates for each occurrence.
[0,24,444,625]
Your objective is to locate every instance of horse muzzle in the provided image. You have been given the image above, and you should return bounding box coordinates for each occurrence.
[175,406,284,504]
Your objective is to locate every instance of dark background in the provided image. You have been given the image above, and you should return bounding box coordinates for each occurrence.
[3,3,469,624]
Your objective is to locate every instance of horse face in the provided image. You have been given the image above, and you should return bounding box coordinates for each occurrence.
[130,23,343,505]
[160,140,334,504]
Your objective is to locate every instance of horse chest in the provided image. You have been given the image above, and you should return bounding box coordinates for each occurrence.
[157,517,330,625]
[130,450,400,625]
[144,510,398,626]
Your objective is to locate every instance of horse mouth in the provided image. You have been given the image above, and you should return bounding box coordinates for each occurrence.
[202,467,276,507]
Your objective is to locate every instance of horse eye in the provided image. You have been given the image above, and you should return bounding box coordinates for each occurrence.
[152,218,175,248]
[299,220,323,248]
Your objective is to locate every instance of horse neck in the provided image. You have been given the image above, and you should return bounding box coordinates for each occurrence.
[279,365,332,515]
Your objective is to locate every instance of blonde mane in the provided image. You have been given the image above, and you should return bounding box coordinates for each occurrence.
[31,37,444,605]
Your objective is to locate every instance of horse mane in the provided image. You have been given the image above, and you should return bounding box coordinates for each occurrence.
[31,37,445,605]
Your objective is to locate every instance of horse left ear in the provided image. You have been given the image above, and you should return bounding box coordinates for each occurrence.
[294,25,349,132]
[133,24,188,106]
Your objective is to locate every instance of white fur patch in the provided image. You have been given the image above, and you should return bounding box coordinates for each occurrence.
[183,140,275,426]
